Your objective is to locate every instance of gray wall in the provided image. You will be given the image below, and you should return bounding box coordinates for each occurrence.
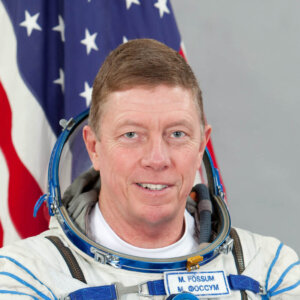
[172,0,300,254]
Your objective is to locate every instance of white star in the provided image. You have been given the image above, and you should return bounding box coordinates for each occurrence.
[125,0,140,10]
[154,0,170,18]
[80,29,99,55]
[80,82,93,106]
[53,68,64,93]
[52,15,65,42]
[20,10,42,37]
[123,36,128,43]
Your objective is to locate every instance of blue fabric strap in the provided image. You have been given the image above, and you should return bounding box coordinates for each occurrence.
[67,248,300,300]
[68,275,264,299]
[68,280,165,299]
[227,274,260,294]
[147,279,166,295]
[149,276,262,296]
[68,285,117,300]
[148,276,262,296]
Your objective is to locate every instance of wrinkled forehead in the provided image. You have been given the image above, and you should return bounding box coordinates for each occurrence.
[98,84,202,129]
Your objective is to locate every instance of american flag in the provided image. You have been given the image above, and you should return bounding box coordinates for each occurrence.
[0,0,223,247]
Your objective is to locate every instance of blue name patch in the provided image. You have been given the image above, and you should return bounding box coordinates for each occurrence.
[164,270,230,298]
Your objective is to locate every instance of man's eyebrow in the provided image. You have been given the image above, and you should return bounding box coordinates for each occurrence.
[115,119,146,128]
[166,119,195,130]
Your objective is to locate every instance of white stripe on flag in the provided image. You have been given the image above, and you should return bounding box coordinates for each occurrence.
[0,149,20,244]
[0,2,56,192]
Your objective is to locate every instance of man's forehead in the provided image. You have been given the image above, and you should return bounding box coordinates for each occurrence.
[93,85,203,136]
[105,85,195,110]
[102,85,195,114]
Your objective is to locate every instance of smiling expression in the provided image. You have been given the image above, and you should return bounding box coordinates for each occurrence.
[84,84,211,230]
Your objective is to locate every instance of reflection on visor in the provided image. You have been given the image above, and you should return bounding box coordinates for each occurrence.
[59,117,92,197]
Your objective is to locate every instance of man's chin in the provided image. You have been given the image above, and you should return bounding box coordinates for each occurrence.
[134,206,179,227]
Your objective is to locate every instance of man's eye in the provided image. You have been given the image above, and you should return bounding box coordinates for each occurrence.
[124,132,137,139]
[171,131,186,138]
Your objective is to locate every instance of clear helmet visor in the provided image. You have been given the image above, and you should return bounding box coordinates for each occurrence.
[58,114,91,197]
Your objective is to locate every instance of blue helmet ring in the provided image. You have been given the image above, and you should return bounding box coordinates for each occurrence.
[35,109,232,273]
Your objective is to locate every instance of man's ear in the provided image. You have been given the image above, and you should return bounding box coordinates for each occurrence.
[82,125,101,171]
[200,124,212,153]
[197,124,212,169]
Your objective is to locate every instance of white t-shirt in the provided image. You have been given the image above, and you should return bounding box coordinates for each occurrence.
[88,203,199,258]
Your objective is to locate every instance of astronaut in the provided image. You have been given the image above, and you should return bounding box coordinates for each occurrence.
[0,39,299,300]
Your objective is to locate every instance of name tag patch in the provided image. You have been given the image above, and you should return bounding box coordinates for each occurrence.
[164,270,231,298]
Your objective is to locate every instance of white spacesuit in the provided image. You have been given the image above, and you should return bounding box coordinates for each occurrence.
[0,110,299,300]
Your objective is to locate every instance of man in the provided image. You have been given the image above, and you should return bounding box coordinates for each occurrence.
[0,39,299,299]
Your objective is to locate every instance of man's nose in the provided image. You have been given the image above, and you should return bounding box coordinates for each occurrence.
[141,136,171,171]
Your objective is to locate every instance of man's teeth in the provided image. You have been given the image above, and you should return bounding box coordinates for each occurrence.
[138,183,168,191]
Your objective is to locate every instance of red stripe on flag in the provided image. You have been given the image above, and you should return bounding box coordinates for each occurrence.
[178,47,186,60]
[0,81,48,241]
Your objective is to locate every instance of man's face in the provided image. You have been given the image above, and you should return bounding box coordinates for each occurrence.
[84,85,211,228]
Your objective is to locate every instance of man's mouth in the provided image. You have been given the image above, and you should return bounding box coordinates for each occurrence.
[136,183,169,191]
